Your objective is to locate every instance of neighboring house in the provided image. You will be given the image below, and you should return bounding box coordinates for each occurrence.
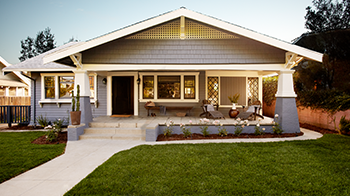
[3,8,323,133]
[0,56,30,104]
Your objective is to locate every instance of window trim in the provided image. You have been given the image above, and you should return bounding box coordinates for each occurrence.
[39,73,98,107]
[139,72,199,103]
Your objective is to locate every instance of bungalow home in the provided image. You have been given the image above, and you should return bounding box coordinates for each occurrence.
[3,7,323,136]
[0,56,30,101]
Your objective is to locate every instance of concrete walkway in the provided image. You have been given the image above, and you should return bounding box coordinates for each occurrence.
[0,128,322,196]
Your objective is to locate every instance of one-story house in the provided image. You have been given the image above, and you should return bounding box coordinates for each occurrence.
[3,7,323,134]
[0,56,30,99]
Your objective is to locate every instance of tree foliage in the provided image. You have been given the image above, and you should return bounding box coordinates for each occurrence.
[19,27,56,62]
[305,0,350,33]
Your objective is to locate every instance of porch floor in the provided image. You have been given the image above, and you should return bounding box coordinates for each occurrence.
[92,115,274,125]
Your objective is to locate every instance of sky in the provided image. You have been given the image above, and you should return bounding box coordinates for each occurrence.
[0,0,314,65]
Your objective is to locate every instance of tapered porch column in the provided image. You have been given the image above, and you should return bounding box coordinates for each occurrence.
[73,70,93,126]
[274,70,300,133]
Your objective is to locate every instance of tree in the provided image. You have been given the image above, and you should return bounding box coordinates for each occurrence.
[19,37,37,62]
[19,27,56,61]
[305,0,350,33]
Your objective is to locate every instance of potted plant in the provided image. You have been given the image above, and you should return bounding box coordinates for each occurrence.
[70,85,81,125]
[228,93,240,108]
[228,93,240,118]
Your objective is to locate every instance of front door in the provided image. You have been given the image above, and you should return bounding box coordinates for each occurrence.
[112,76,134,115]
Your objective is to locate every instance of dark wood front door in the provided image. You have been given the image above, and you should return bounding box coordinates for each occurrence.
[112,76,134,115]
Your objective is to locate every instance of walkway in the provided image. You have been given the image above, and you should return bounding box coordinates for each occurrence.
[0,128,322,196]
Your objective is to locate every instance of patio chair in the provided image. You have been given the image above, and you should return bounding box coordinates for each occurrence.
[199,100,225,119]
[236,100,264,120]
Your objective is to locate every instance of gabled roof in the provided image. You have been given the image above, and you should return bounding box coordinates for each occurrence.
[0,56,30,86]
[43,7,323,64]
[3,42,81,72]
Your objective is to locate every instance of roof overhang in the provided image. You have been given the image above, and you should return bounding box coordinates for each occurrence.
[43,8,323,65]
[0,56,31,86]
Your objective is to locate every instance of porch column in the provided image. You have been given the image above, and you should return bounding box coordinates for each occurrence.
[274,70,300,133]
[73,70,93,126]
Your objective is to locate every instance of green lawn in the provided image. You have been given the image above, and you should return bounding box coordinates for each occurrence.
[0,132,66,183]
[66,134,350,195]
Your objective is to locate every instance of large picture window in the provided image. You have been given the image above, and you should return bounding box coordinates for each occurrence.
[140,72,199,102]
[158,76,180,99]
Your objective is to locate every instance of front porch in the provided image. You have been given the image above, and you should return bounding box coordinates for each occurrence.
[70,115,278,142]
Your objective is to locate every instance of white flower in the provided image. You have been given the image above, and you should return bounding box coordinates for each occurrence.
[236,118,241,121]
[262,128,266,131]
[275,114,279,118]
[233,122,237,126]
[244,120,249,124]
[240,121,244,124]
[220,124,223,127]
[167,124,170,127]
[247,124,250,126]
[256,124,260,127]
[189,120,192,124]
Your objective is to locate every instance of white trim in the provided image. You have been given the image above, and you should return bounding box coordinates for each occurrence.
[106,72,139,116]
[43,8,323,64]
[139,72,200,103]
[82,64,285,71]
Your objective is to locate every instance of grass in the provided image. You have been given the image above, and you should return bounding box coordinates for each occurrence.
[0,131,66,183]
[65,134,350,195]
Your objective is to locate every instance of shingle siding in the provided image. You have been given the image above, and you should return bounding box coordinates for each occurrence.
[30,74,108,125]
[83,38,285,65]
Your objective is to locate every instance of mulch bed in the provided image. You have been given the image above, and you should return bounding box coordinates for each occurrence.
[31,132,67,145]
[157,132,304,141]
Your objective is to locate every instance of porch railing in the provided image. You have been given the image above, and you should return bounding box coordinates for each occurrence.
[0,106,31,127]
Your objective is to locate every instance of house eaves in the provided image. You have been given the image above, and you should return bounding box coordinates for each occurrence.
[2,42,81,73]
[43,7,323,64]
[0,56,31,86]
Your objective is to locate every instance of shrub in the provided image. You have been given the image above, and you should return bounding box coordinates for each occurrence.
[234,118,248,136]
[272,114,283,135]
[199,118,210,137]
[180,122,192,138]
[254,124,265,136]
[214,120,227,137]
[339,116,350,135]
[163,120,174,137]
[36,115,49,127]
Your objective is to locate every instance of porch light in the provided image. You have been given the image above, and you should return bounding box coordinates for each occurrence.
[102,78,107,84]
[137,78,141,85]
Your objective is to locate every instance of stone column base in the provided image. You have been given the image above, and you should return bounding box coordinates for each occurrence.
[274,97,300,133]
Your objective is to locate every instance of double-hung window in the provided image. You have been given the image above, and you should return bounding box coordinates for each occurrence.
[139,72,199,102]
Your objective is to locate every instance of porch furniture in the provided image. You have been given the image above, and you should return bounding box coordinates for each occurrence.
[144,102,193,116]
[236,100,264,120]
[199,100,225,119]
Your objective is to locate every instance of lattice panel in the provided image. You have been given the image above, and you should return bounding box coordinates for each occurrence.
[126,18,239,39]
[127,19,181,39]
[207,77,219,105]
[248,77,259,105]
[185,19,239,39]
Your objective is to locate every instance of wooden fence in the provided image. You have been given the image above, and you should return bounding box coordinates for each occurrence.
[0,96,31,106]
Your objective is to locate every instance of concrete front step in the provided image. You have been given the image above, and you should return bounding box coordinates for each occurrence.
[84,127,145,135]
[89,122,145,128]
[79,134,145,140]
[80,122,147,141]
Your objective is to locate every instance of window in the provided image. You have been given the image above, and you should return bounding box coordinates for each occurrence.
[41,73,97,102]
[143,76,154,99]
[158,76,180,99]
[59,76,74,98]
[184,76,195,99]
[140,72,199,102]
[44,76,55,99]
